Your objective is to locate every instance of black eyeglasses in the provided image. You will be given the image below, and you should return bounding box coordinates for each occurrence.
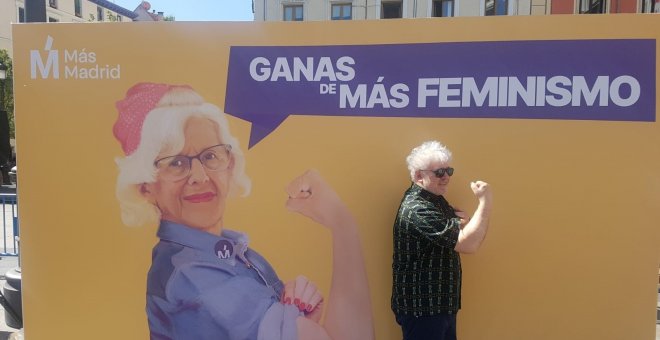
[154,144,232,181]
[421,167,454,178]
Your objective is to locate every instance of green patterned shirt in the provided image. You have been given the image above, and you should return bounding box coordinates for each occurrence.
[391,183,462,316]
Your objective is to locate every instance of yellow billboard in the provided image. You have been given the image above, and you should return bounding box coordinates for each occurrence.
[11,15,660,340]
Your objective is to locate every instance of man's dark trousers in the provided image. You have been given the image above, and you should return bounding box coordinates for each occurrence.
[395,313,457,340]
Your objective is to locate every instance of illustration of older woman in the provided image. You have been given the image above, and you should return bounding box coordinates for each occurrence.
[113,83,374,340]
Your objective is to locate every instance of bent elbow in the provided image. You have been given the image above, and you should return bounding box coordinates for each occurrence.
[454,242,478,254]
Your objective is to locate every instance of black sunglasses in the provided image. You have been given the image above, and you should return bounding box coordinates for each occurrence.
[421,167,454,178]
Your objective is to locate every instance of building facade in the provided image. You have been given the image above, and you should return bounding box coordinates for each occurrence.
[0,0,137,56]
[253,0,657,21]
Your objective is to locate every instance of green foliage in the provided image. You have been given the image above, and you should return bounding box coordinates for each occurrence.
[0,50,13,138]
[164,15,176,21]
[106,11,118,22]
[89,10,122,22]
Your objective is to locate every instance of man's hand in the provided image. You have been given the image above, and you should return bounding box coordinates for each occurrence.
[454,208,470,228]
[470,181,492,203]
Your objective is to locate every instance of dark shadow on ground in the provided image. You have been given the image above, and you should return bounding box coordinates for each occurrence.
[0,185,15,194]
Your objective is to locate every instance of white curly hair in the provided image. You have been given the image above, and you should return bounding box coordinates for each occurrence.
[114,87,251,227]
[406,140,452,181]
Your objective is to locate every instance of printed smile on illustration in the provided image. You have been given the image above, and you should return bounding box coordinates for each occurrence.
[184,192,216,203]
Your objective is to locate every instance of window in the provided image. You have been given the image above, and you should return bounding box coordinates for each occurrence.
[97,6,104,21]
[18,7,25,23]
[640,0,658,12]
[75,0,82,17]
[578,0,606,13]
[381,1,403,18]
[48,17,59,22]
[433,0,455,16]
[283,4,304,21]
[117,15,123,22]
[331,3,352,19]
[49,0,58,9]
[485,0,507,15]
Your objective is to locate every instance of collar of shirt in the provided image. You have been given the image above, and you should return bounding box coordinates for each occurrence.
[157,220,249,267]
[409,183,447,202]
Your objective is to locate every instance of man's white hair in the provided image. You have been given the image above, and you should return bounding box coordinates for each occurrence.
[115,87,251,227]
[406,140,452,181]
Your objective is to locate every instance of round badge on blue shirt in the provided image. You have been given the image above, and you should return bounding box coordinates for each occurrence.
[214,240,233,259]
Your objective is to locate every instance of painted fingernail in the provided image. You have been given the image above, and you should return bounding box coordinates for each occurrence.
[284,297,291,304]
[298,303,306,312]
[306,304,313,312]
[294,298,300,306]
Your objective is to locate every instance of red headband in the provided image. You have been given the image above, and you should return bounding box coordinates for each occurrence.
[113,82,191,155]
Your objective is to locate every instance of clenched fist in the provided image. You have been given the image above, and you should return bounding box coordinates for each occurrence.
[470,181,492,203]
[285,169,353,230]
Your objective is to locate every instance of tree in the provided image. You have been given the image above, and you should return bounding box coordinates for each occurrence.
[0,50,13,184]
[0,50,14,139]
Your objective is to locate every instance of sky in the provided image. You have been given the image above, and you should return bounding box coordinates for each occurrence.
[110,0,255,21]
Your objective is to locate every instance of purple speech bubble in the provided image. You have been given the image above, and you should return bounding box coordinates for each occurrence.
[224,40,655,148]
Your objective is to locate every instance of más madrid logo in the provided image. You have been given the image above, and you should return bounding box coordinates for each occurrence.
[30,35,121,80]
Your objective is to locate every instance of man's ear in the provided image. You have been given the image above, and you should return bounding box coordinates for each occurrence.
[413,170,423,183]
[139,183,156,204]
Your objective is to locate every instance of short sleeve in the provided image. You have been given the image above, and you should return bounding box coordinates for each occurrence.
[167,262,298,340]
[403,204,461,248]
[258,302,300,340]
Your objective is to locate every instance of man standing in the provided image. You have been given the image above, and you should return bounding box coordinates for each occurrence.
[391,140,493,340]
